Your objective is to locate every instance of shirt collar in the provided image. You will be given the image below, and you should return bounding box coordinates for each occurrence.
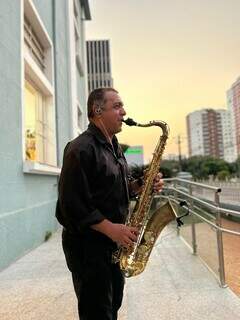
[87,122,119,146]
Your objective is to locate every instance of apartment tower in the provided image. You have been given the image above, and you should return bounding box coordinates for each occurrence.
[86,40,113,93]
[187,109,224,159]
[227,77,240,160]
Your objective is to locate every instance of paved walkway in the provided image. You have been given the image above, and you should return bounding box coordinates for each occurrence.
[0,225,240,320]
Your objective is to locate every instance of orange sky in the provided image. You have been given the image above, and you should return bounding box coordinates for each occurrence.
[86,0,240,162]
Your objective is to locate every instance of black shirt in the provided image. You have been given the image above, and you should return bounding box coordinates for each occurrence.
[56,122,130,238]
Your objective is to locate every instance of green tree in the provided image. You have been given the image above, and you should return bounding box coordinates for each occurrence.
[181,156,230,180]
[129,164,149,178]
[161,160,179,178]
[234,156,240,178]
[182,156,207,179]
[217,170,230,181]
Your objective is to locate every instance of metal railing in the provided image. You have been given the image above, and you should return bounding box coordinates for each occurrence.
[161,178,240,288]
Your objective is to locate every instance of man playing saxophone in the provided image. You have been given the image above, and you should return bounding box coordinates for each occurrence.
[55,87,163,320]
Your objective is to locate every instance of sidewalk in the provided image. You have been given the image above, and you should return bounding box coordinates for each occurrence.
[0,226,240,320]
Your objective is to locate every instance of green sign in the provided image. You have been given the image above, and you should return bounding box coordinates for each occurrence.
[125,148,143,155]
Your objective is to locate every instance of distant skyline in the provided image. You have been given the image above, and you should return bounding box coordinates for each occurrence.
[86,0,240,163]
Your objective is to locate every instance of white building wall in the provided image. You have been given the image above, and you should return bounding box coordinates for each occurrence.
[188,110,205,156]
[226,88,238,162]
[68,0,89,137]
[217,109,236,162]
[124,145,144,167]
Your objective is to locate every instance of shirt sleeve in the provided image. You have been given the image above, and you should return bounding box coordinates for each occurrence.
[57,144,105,234]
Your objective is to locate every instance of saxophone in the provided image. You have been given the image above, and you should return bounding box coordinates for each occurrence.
[117,118,177,278]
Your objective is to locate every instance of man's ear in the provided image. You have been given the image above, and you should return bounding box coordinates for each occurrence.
[93,104,102,116]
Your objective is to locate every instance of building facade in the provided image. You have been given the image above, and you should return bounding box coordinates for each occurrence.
[187,109,224,159]
[218,109,237,163]
[0,0,90,270]
[187,110,205,157]
[86,39,113,93]
[124,146,144,167]
[226,77,240,160]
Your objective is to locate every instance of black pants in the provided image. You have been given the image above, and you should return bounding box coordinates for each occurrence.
[62,230,125,320]
[72,261,124,320]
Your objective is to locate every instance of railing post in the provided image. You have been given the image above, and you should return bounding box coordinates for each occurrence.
[189,184,197,255]
[215,190,227,288]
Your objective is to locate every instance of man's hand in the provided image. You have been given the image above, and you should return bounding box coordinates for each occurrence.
[153,172,164,193]
[91,219,138,248]
[108,223,138,248]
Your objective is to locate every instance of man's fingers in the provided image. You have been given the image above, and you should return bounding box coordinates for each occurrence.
[122,238,133,248]
[129,232,138,242]
[129,227,139,234]
[154,172,162,182]
[129,227,139,241]
[153,172,164,193]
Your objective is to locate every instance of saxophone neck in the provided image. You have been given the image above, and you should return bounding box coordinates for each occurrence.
[123,118,170,136]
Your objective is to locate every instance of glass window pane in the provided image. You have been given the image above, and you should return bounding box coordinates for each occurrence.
[24,81,36,161]
[36,133,44,163]
[45,98,54,129]
[36,120,44,136]
[45,127,54,145]
[24,80,56,166]
[37,94,43,122]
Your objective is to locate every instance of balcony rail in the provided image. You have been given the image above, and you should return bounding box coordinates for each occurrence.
[159,178,240,289]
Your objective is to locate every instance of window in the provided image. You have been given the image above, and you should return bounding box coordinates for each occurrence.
[24,16,45,71]
[25,80,56,166]
[23,0,58,174]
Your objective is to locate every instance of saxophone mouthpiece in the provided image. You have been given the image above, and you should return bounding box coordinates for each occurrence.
[122,118,138,126]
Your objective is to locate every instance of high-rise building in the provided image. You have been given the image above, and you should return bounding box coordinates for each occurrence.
[86,40,113,93]
[218,109,237,162]
[226,77,240,159]
[187,109,224,159]
[124,145,144,167]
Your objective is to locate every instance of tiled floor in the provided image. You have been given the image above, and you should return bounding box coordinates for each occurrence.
[180,218,240,296]
[0,225,240,320]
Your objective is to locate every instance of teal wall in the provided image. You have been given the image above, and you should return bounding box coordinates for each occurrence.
[53,0,73,159]
[32,0,53,38]
[0,0,74,270]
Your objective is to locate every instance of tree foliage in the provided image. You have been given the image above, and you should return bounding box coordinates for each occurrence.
[129,164,149,179]
[181,156,232,180]
[160,160,179,178]
[129,160,178,179]
[124,143,240,180]
[157,156,240,180]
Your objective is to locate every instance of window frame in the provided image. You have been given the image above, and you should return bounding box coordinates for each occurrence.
[21,0,60,175]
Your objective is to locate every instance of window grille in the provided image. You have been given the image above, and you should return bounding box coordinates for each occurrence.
[24,16,45,71]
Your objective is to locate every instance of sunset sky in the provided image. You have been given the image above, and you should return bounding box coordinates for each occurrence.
[86,0,240,163]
